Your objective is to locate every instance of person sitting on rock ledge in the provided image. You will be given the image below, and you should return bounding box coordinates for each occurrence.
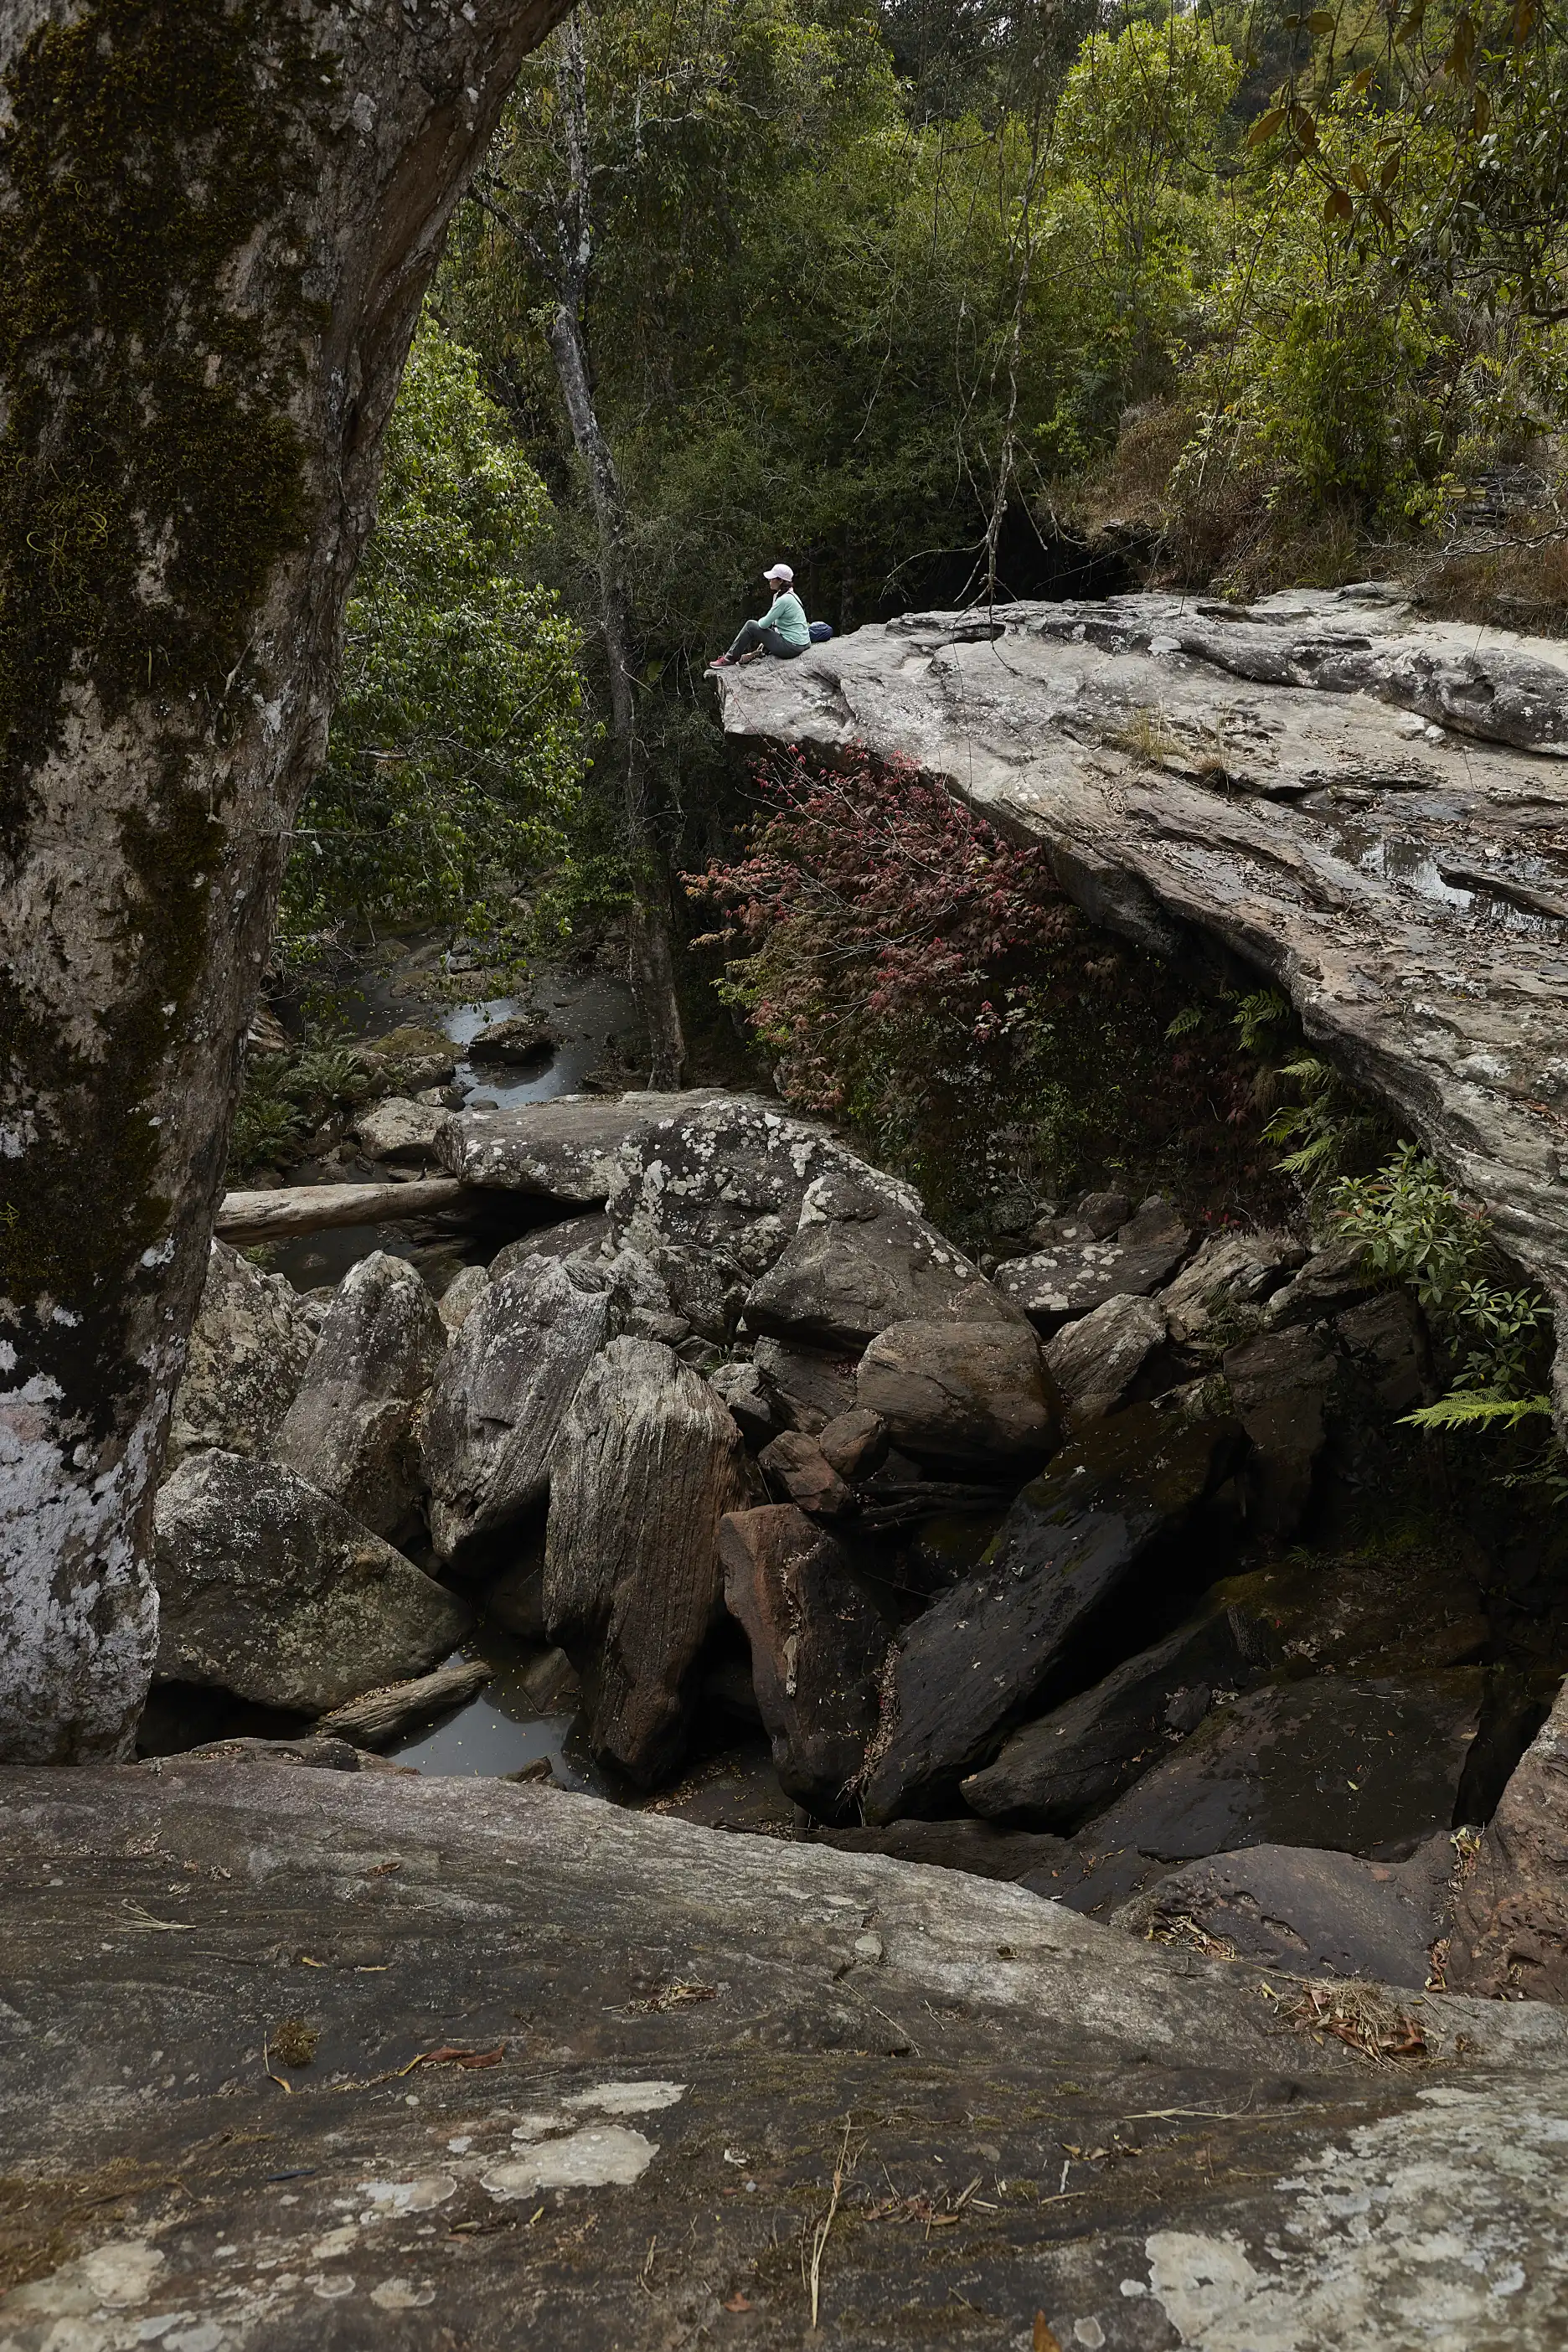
[709,562,812,668]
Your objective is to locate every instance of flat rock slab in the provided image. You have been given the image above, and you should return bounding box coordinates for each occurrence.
[1116,1833,1458,1990]
[1057,1670,1486,1916]
[438,1094,717,1204]
[4,1764,1568,2349]
[717,588,1568,1421]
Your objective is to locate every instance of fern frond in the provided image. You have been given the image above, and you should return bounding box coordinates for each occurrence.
[1400,1390,1554,1432]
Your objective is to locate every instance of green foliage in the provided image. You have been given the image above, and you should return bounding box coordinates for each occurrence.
[227,1039,374,1179]
[281,316,587,947]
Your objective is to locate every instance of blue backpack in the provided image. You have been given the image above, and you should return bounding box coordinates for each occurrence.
[809,620,834,642]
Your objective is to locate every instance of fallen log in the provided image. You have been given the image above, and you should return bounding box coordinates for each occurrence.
[313,1658,493,1751]
[215,1178,467,1246]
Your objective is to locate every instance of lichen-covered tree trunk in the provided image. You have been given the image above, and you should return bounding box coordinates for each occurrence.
[0,0,573,1763]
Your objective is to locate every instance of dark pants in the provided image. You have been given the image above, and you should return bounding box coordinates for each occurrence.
[726,620,807,661]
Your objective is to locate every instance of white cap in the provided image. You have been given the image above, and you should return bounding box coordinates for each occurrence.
[763,562,793,583]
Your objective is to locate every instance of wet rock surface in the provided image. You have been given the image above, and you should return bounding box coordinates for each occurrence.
[7,1763,1568,2350]
[716,588,1568,1416]
[152,1452,471,1715]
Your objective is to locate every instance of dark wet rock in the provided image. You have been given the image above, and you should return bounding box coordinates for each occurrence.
[467,1012,555,1066]
[811,1817,1071,1884]
[716,587,1568,1430]
[1265,1238,1379,1329]
[420,1254,614,1567]
[544,1338,753,1783]
[961,1594,1276,1828]
[635,1734,808,1834]
[1223,1323,1338,1538]
[606,1094,913,1341]
[1043,1292,1167,1423]
[490,1212,613,1277]
[855,1318,1060,1467]
[757,1430,854,1519]
[993,1198,1192,1335]
[1158,1230,1306,1353]
[353,1093,452,1166]
[902,1508,1009,1593]
[720,1505,889,1815]
[183,1734,365,1770]
[482,1550,547,1643]
[1057,1670,1486,1915]
[1115,1833,1457,1988]
[1333,1289,1436,1416]
[818,1406,889,1481]
[438,1260,491,1333]
[1450,1678,1568,2001]
[707,1359,777,1447]
[152,1451,470,1715]
[741,1171,1011,1351]
[271,1251,446,1541]
[441,1094,712,1204]
[164,1239,316,1471]
[1077,1190,1132,1238]
[750,1334,859,1432]
[1215,1537,1491,1677]
[7,1761,1568,2351]
[861,1400,1241,1822]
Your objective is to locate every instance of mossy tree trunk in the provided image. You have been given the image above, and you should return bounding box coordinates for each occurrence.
[0,0,573,1764]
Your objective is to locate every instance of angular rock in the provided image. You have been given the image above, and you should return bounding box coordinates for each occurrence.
[1333,1289,1435,1416]
[420,1254,614,1565]
[163,1239,316,1472]
[439,1261,491,1333]
[720,1504,889,1815]
[961,1593,1276,1828]
[606,1094,915,1340]
[1223,1323,1338,1538]
[467,1012,554,1066]
[855,1318,1060,1467]
[271,1251,446,1540]
[1215,1540,1490,1677]
[811,1817,1071,1883]
[1449,1677,1568,2001]
[707,1359,776,1447]
[1158,1229,1306,1350]
[1115,1834,1458,1988]
[716,586,1568,1424]
[353,1093,452,1166]
[750,1335,858,1433]
[482,1550,547,1642]
[1058,1670,1486,1916]
[994,1198,1191,1335]
[742,1169,1012,1350]
[1044,1292,1167,1422]
[440,1094,714,1204]
[1265,1239,1378,1329]
[544,1338,752,1783]
[862,1400,1241,1821]
[817,1406,888,1481]
[1076,1190,1132,1238]
[152,1452,470,1715]
[490,1213,612,1277]
[757,1430,853,1518]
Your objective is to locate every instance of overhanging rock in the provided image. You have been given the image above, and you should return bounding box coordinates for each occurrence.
[4,1761,1568,2347]
[716,586,1568,1418]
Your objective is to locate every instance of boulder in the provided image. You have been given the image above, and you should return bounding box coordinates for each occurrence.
[1158,1229,1306,1351]
[1449,1675,1568,2001]
[855,1318,1060,1467]
[420,1253,614,1565]
[466,1012,554,1067]
[1215,1540,1490,1677]
[271,1251,446,1540]
[861,1399,1241,1822]
[706,1359,776,1447]
[152,1451,470,1715]
[741,1169,1011,1350]
[994,1196,1192,1334]
[961,1592,1276,1828]
[817,1406,888,1481]
[1222,1323,1338,1537]
[1333,1289,1435,1416]
[490,1213,612,1277]
[750,1334,858,1432]
[356,1022,456,1093]
[1114,1834,1457,1988]
[1264,1238,1378,1329]
[163,1239,316,1471]
[1057,1669,1487,1916]
[606,1094,915,1340]
[720,1504,889,1815]
[440,1094,712,1204]
[756,1429,853,1519]
[353,1094,452,1166]
[438,1261,490,1333]
[482,1551,547,1643]
[544,1337,753,1783]
[811,1817,1071,1883]
[1044,1292,1167,1422]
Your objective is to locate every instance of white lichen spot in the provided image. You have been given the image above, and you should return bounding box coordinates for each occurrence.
[561,2080,686,2117]
[370,2277,436,2311]
[355,2176,455,2215]
[481,2125,658,2200]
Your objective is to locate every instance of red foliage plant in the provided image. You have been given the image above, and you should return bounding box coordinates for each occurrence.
[686,750,1076,1110]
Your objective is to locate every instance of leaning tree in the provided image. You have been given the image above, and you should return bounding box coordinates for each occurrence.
[0,0,573,1763]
